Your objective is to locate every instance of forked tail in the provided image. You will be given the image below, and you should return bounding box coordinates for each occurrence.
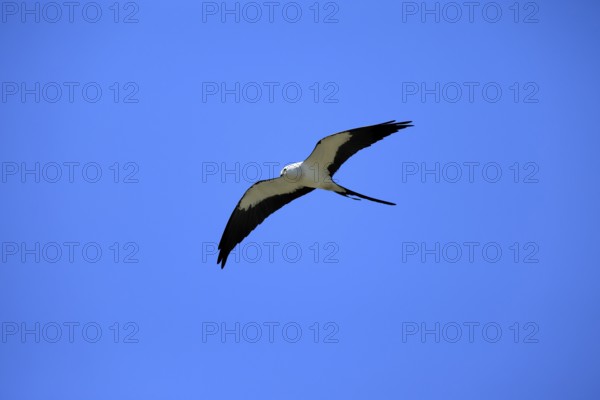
[333,183,396,206]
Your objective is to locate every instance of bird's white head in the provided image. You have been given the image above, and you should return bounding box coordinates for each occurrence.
[280,162,303,179]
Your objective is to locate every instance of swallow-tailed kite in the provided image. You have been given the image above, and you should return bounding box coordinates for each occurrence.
[217,120,413,268]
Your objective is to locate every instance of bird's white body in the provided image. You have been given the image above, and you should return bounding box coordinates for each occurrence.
[280,161,336,190]
[240,161,338,211]
[278,131,354,191]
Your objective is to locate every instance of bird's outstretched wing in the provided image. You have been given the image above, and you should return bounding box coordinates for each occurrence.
[304,120,413,176]
[217,177,314,268]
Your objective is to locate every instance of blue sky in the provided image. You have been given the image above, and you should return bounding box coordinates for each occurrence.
[1,1,599,398]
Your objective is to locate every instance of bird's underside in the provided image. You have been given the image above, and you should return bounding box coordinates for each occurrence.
[217,120,413,268]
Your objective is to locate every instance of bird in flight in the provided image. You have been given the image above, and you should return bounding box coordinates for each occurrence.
[217,120,413,268]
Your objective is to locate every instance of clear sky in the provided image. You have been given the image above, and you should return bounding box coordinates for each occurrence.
[1,1,599,398]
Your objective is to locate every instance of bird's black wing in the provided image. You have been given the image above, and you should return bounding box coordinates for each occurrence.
[304,120,413,176]
[217,177,314,268]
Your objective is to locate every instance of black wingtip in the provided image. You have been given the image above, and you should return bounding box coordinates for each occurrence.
[217,253,226,269]
[375,120,414,131]
[392,120,414,128]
